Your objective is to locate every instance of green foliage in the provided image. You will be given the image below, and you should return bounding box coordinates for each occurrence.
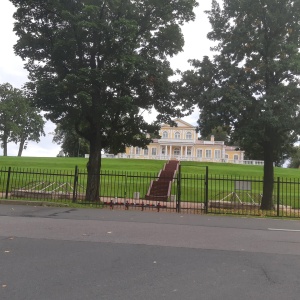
[53,124,90,157]
[0,83,21,155]
[201,126,229,143]
[0,83,45,156]
[181,0,300,209]
[10,0,198,200]
[288,146,300,168]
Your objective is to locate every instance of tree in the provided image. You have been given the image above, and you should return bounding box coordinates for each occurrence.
[0,83,20,156]
[201,126,229,143]
[13,102,45,157]
[0,82,45,156]
[11,0,198,201]
[288,146,300,168]
[181,0,300,210]
[53,124,90,157]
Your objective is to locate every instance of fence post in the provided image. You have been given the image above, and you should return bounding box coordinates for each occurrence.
[124,172,127,200]
[5,167,11,199]
[205,166,209,214]
[277,177,280,217]
[176,165,181,213]
[72,166,79,203]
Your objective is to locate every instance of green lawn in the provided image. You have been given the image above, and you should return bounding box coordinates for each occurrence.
[1,157,300,211]
[0,156,299,178]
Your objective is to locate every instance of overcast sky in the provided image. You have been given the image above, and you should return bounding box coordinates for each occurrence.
[0,0,215,157]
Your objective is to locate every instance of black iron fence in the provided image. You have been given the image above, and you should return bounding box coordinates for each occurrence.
[0,165,300,218]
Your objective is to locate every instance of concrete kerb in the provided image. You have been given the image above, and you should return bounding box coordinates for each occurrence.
[0,199,69,207]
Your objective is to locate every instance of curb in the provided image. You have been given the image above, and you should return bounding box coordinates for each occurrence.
[0,199,69,207]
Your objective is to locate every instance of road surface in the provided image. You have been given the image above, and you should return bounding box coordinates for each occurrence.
[1,205,300,299]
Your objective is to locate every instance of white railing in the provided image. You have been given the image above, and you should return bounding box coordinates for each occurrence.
[99,154,264,165]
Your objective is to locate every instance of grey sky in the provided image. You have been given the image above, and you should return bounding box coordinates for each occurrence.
[0,0,215,157]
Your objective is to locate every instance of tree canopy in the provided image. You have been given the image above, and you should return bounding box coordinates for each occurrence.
[11,0,198,200]
[181,0,300,210]
[0,82,45,156]
[288,146,300,168]
[53,124,90,157]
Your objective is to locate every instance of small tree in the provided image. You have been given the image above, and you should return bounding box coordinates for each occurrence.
[53,124,90,157]
[182,0,300,210]
[288,146,300,168]
[0,83,20,156]
[11,0,198,201]
[13,100,45,157]
[0,83,44,156]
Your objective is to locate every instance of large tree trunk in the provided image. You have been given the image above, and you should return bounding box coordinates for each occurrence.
[85,135,102,202]
[261,143,274,210]
[18,138,26,156]
[2,135,8,156]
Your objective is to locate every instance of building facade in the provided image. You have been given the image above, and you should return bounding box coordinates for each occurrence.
[123,119,263,165]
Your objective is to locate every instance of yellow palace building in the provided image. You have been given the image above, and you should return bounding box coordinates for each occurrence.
[124,119,263,165]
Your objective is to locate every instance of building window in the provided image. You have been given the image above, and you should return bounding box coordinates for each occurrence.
[152,148,157,156]
[197,149,203,158]
[136,147,141,155]
[225,154,229,159]
[234,154,239,161]
[162,131,168,139]
[206,149,212,158]
[161,146,166,155]
[186,132,192,139]
[175,132,180,139]
[215,150,221,159]
[187,148,192,156]
[174,148,180,156]
[144,148,148,155]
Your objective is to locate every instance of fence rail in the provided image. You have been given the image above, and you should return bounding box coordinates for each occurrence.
[0,166,300,218]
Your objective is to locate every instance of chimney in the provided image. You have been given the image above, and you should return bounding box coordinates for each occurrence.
[211,135,215,142]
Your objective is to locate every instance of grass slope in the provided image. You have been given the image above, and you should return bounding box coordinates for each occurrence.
[0,156,299,178]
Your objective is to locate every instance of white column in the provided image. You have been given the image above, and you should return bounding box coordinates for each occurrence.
[170,145,172,159]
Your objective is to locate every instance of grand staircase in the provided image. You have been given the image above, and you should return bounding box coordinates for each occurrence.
[145,160,179,201]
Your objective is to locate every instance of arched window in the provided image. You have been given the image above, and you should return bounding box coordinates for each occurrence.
[162,131,168,139]
[175,132,180,139]
[186,132,192,139]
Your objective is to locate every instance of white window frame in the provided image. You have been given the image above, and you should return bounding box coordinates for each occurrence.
[151,148,157,156]
[197,149,203,158]
[144,148,148,155]
[174,148,180,156]
[175,132,180,139]
[162,131,168,139]
[214,149,221,159]
[136,147,141,155]
[187,148,192,156]
[186,132,192,139]
[206,149,212,158]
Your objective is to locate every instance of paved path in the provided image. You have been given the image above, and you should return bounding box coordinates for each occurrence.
[1,205,300,299]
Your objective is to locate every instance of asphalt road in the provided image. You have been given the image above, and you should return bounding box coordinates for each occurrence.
[1,205,300,300]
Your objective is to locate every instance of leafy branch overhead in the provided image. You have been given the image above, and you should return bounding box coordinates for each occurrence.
[10,0,198,200]
[181,0,300,210]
